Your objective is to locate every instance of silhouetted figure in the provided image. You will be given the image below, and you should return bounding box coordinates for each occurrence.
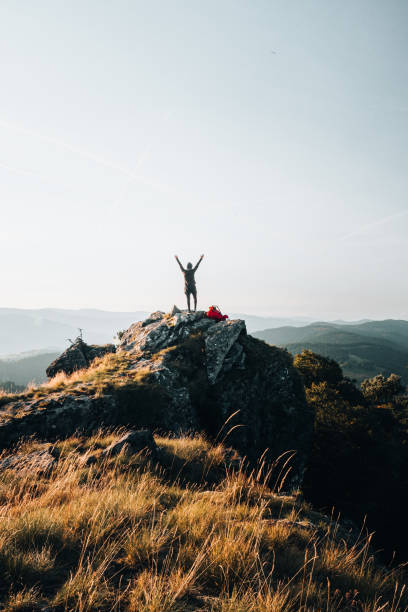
[175,254,204,312]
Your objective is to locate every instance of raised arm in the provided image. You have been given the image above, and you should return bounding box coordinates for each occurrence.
[174,255,185,272]
[193,254,204,272]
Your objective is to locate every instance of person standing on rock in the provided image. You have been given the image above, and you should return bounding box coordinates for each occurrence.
[174,254,204,313]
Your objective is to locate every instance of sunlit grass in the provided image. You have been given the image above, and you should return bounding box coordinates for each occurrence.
[0,352,156,419]
[0,432,406,611]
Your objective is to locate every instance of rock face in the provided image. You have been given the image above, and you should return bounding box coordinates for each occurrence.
[205,319,246,383]
[46,339,116,378]
[0,310,313,486]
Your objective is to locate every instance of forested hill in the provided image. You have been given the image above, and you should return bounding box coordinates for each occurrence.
[254,319,408,384]
[0,352,59,386]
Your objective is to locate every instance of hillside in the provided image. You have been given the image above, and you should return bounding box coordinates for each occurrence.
[0,351,59,386]
[254,320,408,384]
[0,311,407,609]
[0,431,406,611]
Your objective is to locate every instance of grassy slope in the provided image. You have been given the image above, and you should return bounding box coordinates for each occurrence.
[0,432,406,612]
[0,352,148,413]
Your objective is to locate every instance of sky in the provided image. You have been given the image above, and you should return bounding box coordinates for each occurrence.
[0,0,407,319]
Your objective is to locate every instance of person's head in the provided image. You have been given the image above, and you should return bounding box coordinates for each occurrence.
[187,262,193,269]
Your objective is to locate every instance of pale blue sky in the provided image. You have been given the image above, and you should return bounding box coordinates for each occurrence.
[0,1,407,318]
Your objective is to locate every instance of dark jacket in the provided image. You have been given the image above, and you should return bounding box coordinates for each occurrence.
[176,257,202,294]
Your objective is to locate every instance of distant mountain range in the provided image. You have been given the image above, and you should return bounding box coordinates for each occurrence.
[3,309,406,388]
[0,308,150,356]
[254,320,408,384]
[0,308,315,357]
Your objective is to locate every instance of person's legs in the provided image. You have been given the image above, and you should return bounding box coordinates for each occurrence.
[193,290,197,312]
[186,292,191,312]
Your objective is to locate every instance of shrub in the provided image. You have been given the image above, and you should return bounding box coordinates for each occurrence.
[297,350,408,562]
[361,373,405,403]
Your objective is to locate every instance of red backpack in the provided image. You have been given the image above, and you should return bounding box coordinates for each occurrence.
[206,305,229,321]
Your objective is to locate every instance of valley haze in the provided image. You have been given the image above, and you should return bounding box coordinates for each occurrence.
[0,307,317,355]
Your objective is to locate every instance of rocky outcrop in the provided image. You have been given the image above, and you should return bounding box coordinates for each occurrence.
[46,339,116,378]
[120,310,213,354]
[0,393,119,448]
[0,310,313,486]
[120,311,246,385]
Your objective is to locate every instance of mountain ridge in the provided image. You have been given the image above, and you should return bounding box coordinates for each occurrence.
[254,320,408,383]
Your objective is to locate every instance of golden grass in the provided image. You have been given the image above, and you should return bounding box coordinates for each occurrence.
[0,352,157,420]
[0,432,406,611]
[37,352,139,393]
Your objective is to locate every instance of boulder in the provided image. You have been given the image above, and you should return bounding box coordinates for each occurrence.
[0,393,117,448]
[46,339,116,378]
[102,429,156,457]
[0,447,56,475]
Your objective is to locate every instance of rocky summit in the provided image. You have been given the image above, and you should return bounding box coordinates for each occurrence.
[0,309,313,485]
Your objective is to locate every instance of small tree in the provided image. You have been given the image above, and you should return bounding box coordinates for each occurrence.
[361,373,405,403]
[293,349,343,387]
[115,330,126,342]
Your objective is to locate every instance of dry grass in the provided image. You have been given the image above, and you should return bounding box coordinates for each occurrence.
[0,352,156,418]
[0,432,406,611]
[0,340,188,417]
